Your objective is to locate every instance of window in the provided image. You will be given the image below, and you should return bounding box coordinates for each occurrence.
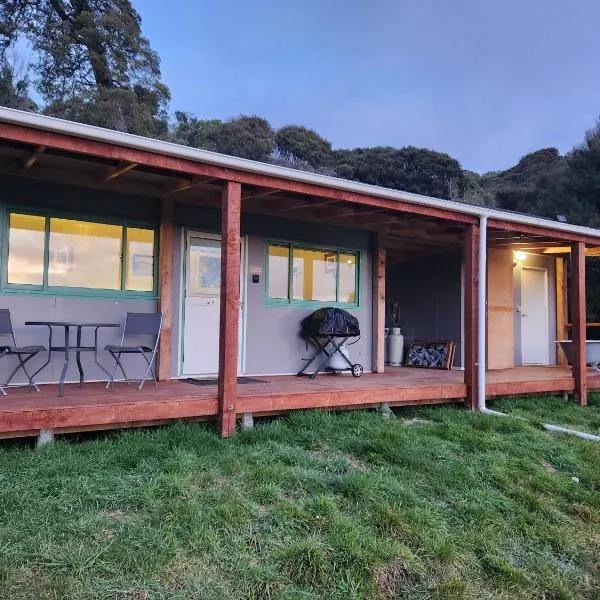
[49,219,122,289]
[125,227,156,292]
[7,213,45,285]
[267,242,359,306]
[5,211,156,295]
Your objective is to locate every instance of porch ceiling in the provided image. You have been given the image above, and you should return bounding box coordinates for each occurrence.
[0,138,598,261]
[488,228,600,256]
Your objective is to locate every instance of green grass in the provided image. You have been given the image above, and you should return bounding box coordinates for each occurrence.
[489,392,600,435]
[1,398,600,599]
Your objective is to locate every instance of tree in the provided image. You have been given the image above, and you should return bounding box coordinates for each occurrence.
[0,51,36,111]
[275,125,332,168]
[0,0,170,136]
[171,111,223,151]
[216,115,275,162]
[330,146,465,200]
[173,113,275,162]
[462,171,495,206]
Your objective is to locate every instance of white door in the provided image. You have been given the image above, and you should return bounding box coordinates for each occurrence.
[520,267,549,365]
[182,233,244,376]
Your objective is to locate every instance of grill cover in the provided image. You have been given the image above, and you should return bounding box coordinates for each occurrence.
[300,307,360,338]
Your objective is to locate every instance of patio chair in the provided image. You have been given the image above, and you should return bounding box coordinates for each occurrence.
[0,309,46,395]
[105,312,163,390]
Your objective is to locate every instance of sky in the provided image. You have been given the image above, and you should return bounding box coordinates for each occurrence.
[138,0,599,173]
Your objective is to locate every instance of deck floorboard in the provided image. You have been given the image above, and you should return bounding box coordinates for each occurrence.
[0,366,597,438]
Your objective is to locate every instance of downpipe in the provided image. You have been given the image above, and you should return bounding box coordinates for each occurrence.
[476,215,506,417]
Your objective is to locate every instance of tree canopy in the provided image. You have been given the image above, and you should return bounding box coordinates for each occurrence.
[0,0,170,136]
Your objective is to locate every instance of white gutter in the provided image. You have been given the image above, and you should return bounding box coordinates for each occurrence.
[1,107,600,241]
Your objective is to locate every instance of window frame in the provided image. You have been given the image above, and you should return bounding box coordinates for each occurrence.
[1,207,159,299]
[265,240,360,308]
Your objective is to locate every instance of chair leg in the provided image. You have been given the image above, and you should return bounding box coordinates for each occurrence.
[3,353,41,394]
[0,351,10,395]
[106,351,119,388]
[106,351,128,388]
[16,353,40,392]
[138,351,156,390]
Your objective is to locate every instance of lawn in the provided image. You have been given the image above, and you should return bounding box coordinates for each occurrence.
[0,398,599,599]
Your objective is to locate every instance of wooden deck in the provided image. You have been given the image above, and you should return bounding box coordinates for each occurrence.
[1,366,599,439]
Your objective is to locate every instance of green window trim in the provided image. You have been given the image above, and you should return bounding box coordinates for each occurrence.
[265,240,360,308]
[1,207,159,299]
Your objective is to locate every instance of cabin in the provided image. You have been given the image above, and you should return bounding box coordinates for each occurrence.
[0,107,597,442]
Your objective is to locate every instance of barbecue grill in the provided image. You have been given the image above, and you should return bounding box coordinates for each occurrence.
[297,307,363,378]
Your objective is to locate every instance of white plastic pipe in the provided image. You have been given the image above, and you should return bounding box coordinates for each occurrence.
[476,215,507,416]
[543,424,600,441]
[476,215,502,415]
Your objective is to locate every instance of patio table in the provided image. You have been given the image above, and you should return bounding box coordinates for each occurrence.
[25,321,120,397]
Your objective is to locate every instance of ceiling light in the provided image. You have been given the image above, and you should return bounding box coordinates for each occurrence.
[514,251,527,261]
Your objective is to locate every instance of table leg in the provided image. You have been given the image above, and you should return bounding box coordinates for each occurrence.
[59,326,70,397]
[76,326,84,387]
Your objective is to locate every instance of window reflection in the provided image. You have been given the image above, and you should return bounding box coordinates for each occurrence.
[7,213,45,285]
[48,218,122,289]
[339,253,357,303]
[292,248,337,302]
[268,244,289,299]
[126,228,155,291]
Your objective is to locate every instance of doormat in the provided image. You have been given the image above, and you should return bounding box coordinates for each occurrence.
[181,377,269,386]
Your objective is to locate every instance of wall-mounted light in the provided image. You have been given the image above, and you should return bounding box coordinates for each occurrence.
[514,250,527,262]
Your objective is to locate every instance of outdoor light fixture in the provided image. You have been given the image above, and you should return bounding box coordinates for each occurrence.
[514,250,527,262]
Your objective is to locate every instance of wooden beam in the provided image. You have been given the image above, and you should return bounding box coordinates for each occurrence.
[0,122,479,224]
[157,198,174,381]
[320,208,384,221]
[543,246,600,256]
[218,181,242,437]
[0,157,166,199]
[556,256,568,365]
[164,175,218,197]
[571,241,587,406]
[488,218,600,246]
[23,145,46,170]
[242,187,281,201]
[266,198,340,214]
[372,236,386,373]
[463,223,479,410]
[102,161,138,182]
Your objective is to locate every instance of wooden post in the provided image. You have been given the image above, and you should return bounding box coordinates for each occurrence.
[555,256,568,365]
[571,241,587,406]
[463,223,479,410]
[218,181,242,437]
[372,236,386,373]
[157,198,174,381]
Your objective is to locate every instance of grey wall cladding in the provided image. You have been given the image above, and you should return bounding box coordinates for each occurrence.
[386,252,463,367]
[172,205,374,376]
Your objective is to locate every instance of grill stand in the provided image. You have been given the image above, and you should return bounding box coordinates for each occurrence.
[297,334,363,379]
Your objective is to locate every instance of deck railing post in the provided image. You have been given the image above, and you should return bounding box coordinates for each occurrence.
[570,241,587,406]
[464,222,480,410]
[157,197,174,381]
[218,181,242,437]
[372,234,386,373]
